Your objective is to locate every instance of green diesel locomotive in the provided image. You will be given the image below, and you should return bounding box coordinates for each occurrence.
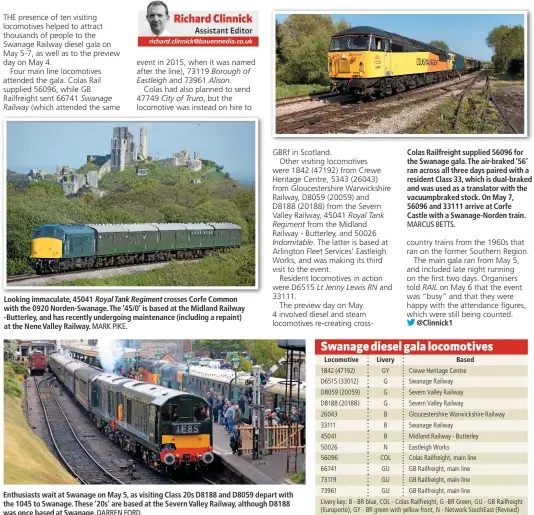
[29,222,242,274]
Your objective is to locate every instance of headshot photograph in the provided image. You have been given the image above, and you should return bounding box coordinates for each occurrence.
[145,1,171,36]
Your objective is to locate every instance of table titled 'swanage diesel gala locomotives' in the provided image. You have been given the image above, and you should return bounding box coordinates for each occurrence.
[315,339,527,515]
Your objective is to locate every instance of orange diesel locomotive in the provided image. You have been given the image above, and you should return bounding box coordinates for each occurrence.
[329,26,481,96]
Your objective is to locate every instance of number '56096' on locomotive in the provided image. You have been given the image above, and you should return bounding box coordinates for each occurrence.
[48,352,215,472]
[29,222,242,274]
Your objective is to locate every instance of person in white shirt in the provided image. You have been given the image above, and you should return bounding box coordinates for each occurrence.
[145,1,172,36]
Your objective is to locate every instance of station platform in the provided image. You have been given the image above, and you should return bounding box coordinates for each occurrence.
[212,423,305,485]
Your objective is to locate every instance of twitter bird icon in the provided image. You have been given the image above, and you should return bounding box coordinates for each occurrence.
[407,319,415,326]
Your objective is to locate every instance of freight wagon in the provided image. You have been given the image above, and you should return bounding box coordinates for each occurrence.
[29,350,47,376]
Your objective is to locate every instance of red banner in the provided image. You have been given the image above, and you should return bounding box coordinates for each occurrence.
[138,36,259,47]
[315,339,528,355]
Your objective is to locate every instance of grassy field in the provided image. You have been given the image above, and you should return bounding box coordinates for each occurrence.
[58,245,256,287]
[4,365,78,484]
[200,168,234,183]
[276,84,329,99]
[489,72,524,85]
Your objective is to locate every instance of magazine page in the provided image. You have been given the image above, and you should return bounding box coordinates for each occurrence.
[1,1,530,515]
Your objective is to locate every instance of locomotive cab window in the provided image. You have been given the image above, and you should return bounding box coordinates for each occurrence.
[371,37,385,51]
[32,226,64,240]
[330,35,370,51]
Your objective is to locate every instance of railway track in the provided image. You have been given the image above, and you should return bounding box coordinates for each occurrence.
[276,91,339,106]
[36,376,124,485]
[453,74,483,132]
[276,72,483,135]
[33,374,244,485]
[6,259,200,286]
[408,73,484,134]
[7,262,164,281]
[489,94,519,134]
[6,274,39,283]
[409,72,516,135]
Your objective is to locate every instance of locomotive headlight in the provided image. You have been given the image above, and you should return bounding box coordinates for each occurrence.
[359,62,364,73]
[163,452,176,465]
[202,451,215,465]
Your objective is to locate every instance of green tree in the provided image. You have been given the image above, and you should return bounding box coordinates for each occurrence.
[248,340,286,370]
[486,25,524,73]
[428,40,449,51]
[4,340,18,361]
[239,356,252,372]
[277,14,350,85]
[276,19,284,67]
[195,340,246,357]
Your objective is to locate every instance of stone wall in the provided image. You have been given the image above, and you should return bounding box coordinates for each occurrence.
[62,159,112,196]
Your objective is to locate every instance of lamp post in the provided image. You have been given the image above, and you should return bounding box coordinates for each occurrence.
[185,352,192,392]
[231,356,240,403]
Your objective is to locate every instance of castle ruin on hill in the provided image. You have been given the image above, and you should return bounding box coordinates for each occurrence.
[29,126,205,196]
[108,126,201,172]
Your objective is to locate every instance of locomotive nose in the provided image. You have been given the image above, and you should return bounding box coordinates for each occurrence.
[30,237,62,258]
[30,240,40,257]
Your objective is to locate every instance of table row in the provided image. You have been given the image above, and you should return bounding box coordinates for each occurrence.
[318,376,528,386]
[316,463,527,474]
[317,420,526,430]
[316,486,528,496]
[317,386,527,397]
[317,430,526,442]
[316,452,527,464]
[317,407,527,417]
[316,474,527,485]
[318,398,527,408]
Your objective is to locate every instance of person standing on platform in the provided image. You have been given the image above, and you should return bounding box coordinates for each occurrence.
[226,403,235,434]
[212,392,220,424]
[218,395,225,424]
[234,403,243,428]
[238,394,246,414]
[207,391,214,421]
[222,401,229,427]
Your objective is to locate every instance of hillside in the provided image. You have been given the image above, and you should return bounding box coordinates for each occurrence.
[6,163,255,276]
[4,364,78,484]
[98,162,236,191]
